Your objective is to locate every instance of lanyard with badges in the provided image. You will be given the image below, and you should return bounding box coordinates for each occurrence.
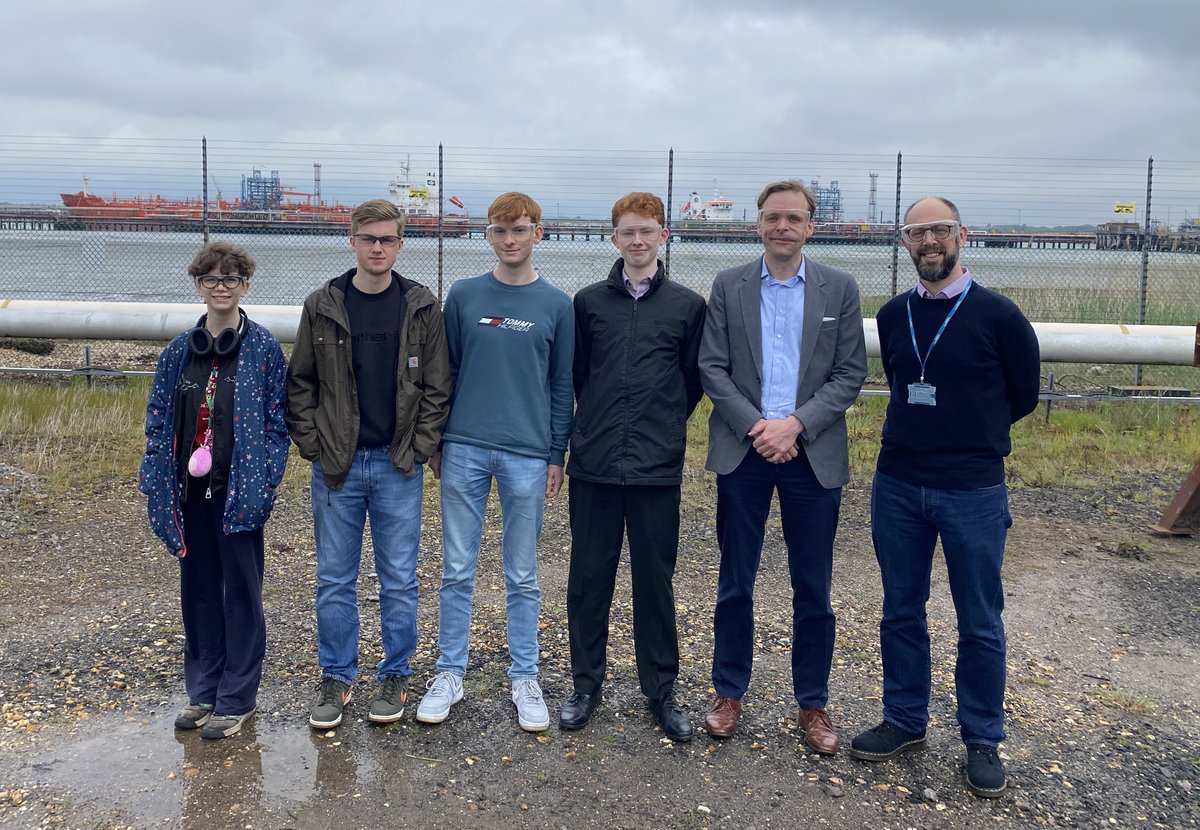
[904,281,971,406]
[187,359,220,478]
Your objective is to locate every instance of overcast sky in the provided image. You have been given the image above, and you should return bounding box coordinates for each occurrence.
[2,1,1198,224]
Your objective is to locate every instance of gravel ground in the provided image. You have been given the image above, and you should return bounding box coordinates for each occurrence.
[0,454,1197,829]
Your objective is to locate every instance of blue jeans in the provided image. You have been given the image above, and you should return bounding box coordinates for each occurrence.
[436,441,547,678]
[712,450,841,708]
[870,471,1012,746]
[312,447,423,684]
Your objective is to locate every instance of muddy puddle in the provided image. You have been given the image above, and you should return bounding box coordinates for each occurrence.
[23,711,405,828]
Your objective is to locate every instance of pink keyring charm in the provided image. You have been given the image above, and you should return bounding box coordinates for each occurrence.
[188,446,212,477]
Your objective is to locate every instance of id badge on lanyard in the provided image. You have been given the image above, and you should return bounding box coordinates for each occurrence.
[905,282,970,408]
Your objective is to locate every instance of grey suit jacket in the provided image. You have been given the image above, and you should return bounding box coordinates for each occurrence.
[699,256,867,487]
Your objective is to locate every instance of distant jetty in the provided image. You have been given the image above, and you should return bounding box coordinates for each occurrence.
[1,210,1197,252]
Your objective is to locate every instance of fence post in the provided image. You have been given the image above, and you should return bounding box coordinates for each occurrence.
[437,143,445,302]
[201,137,209,244]
[665,147,674,278]
[890,152,902,296]
[1135,156,1153,385]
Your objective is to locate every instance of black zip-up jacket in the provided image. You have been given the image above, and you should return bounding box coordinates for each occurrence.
[566,259,706,486]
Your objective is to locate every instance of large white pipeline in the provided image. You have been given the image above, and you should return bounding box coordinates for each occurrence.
[0,299,1197,366]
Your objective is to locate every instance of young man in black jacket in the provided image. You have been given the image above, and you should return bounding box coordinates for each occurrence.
[560,192,706,741]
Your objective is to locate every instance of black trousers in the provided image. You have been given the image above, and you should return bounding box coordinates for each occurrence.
[566,479,682,701]
[180,494,266,715]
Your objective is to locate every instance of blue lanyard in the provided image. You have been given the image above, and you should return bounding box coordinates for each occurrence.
[905,281,971,383]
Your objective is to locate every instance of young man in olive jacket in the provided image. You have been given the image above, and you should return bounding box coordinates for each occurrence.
[560,192,706,741]
[287,199,451,729]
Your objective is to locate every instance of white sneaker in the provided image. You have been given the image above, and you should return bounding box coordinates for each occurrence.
[415,672,464,724]
[511,677,550,732]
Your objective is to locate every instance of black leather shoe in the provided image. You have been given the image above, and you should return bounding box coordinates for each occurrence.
[651,694,694,742]
[558,690,600,730]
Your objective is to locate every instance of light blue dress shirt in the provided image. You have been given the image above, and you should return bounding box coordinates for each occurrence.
[759,256,806,419]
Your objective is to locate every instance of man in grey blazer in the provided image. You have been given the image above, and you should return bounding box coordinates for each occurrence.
[699,179,866,754]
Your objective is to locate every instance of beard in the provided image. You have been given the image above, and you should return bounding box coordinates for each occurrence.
[913,244,959,283]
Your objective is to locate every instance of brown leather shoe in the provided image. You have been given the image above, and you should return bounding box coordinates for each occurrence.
[798,707,840,755]
[704,695,742,738]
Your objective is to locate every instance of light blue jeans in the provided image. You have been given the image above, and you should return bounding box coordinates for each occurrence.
[312,447,423,684]
[436,441,547,678]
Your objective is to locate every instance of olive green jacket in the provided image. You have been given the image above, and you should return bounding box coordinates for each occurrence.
[286,270,451,489]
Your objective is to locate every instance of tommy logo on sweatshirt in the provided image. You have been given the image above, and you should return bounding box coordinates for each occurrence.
[478,316,535,333]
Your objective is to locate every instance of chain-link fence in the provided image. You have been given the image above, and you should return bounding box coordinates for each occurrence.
[1,136,1198,389]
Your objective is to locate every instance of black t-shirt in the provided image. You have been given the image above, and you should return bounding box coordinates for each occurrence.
[344,275,406,448]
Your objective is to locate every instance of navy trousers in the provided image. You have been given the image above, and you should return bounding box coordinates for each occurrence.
[712,449,841,708]
[180,494,266,716]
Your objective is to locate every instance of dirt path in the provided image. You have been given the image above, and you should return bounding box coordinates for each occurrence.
[0,462,1197,829]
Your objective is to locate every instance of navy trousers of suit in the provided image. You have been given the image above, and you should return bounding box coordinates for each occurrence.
[180,494,266,716]
[712,448,840,709]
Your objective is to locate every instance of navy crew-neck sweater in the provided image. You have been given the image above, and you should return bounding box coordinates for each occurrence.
[876,283,1040,490]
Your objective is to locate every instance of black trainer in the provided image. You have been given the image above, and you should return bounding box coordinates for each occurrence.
[558,689,600,730]
[849,720,927,761]
[964,744,1007,797]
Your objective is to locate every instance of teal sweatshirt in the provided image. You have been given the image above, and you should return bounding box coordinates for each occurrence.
[441,272,574,465]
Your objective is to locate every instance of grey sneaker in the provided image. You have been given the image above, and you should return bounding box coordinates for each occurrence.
[369,675,409,724]
[511,678,550,732]
[200,711,253,740]
[174,703,213,730]
[415,672,464,724]
[309,678,353,729]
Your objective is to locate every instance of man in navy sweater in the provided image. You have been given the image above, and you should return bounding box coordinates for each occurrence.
[849,196,1040,798]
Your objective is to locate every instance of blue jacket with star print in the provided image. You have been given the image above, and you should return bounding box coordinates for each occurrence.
[139,318,290,556]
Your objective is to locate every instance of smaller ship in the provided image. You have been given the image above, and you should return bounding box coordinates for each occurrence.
[679,183,735,222]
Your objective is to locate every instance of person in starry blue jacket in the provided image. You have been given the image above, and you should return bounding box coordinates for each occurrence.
[139,242,289,741]
[849,197,1040,799]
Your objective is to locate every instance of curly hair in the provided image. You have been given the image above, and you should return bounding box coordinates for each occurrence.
[186,242,256,279]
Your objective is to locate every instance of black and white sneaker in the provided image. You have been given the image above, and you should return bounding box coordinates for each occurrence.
[174,703,213,730]
[199,711,254,740]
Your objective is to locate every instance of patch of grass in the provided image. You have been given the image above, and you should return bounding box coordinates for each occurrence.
[0,380,150,491]
[0,378,312,498]
[4,379,1198,501]
[1010,401,1200,488]
[1096,689,1158,716]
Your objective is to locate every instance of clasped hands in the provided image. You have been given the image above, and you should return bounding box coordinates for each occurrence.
[748,415,803,464]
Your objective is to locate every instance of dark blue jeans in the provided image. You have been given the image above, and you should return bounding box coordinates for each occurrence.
[712,450,841,709]
[870,471,1012,746]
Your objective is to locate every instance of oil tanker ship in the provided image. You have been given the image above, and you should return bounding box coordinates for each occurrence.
[58,166,469,237]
